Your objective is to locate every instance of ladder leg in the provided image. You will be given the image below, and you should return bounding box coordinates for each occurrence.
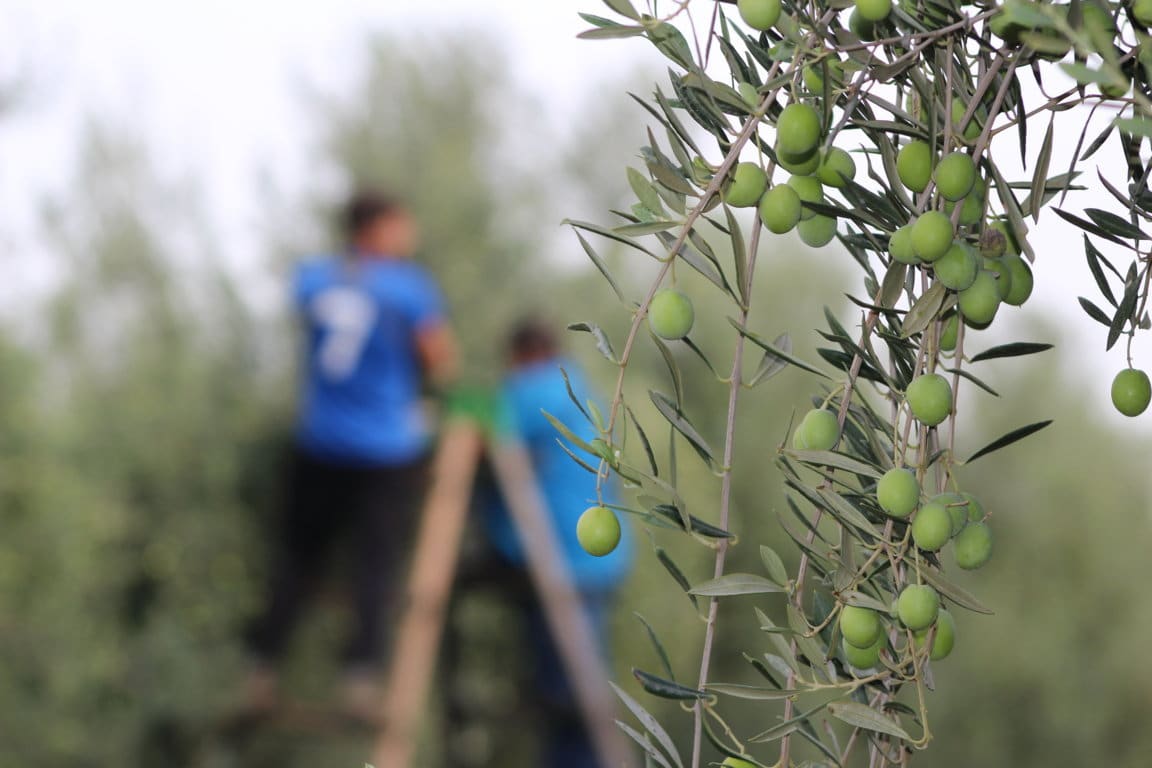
[371,421,484,768]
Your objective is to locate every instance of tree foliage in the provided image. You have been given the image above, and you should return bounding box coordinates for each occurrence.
[564,0,1152,765]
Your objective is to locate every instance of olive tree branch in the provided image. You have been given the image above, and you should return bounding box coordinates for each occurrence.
[689,217,762,768]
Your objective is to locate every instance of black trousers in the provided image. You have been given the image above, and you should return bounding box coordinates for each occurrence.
[247,449,428,668]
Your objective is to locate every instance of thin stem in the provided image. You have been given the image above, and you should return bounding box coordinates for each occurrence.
[945,317,966,488]
[600,60,784,442]
[689,204,763,768]
[780,294,884,767]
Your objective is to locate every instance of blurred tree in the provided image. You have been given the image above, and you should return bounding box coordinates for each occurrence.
[3,28,1150,768]
[312,35,547,384]
[0,125,283,766]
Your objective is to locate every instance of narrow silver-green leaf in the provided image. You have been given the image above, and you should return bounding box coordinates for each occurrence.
[1114,116,1152,140]
[689,573,788,597]
[650,390,715,465]
[574,232,626,303]
[577,24,646,39]
[542,410,599,455]
[628,166,665,214]
[601,0,641,20]
[633,613,675,682]
[919,567,994,615]
[568,321,618,362]
[724,205,750,305]
[826,701,912,741]
[633,668,706,700]
[612,682,685,768]
[760,545,790,587]
[656,546,698,609]
[901,282,947,337]
[841,590,892,613]
[734,320,831,379]
[615,720,675,768]
[969,342,1054,362]
[785,449,883,479]
[880,262,907,309]
[817,489,878,539]
[749,332,795,386]
[1030,117,1055,223]
[964,420,1053,463]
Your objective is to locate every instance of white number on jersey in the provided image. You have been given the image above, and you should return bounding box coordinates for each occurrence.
[311,287,377,380]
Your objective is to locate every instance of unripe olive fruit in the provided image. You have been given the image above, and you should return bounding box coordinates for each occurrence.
[1135,0,1152,26]
[931,492,968,535]
[954,521,993,570]
[776,103,822,157]
[1002,254,1034,306]
[849,9,878,40]
[1101,78,1130,99]
[933,242,979,291]
[946,182,985,225]
[1081,2,1117,44]
[939,312,959,352]
[951,97,983,142]
[840,605,883,648]
[724,162,768,208]
[738,0,782,29]
[906,373,952,427]
[776,145,821,175]
[911,211,954,263]
[897,584,940,631]
[877,467,919,518]
[1111,368,1152,417]
[990,219,1021,256]
[897,140,933,193]
[989,11,1023,45]
[962,492,985,522]
[817,146,856,187]
[980,230,1007,262]
[648,289,695,340]
[958,270,1001,327]
[798,214,838,247]
[793,408,840,451]
[737,82,759,108]
[934,152,977,201]
[854,0,892,22]
[911,500,952,551]
[889,224,919,265]
[803,58,844,94]
[576,506,622,557]
[842,637,883,669]
[914,608,956,661]
[759,185,803,234]
[982,257,1014,301]
[926,492,963,534]
[787,174,825,220]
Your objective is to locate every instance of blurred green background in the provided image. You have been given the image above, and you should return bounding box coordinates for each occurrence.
[2,24,1151,768]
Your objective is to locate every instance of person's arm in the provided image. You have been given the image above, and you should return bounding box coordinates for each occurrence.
[415,322,460,390]
[403,266,460,391]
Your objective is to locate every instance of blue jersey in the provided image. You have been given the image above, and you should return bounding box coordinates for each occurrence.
[485,359,632,590]
[293,256,445,465]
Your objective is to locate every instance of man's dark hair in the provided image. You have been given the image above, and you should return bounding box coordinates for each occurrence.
[341,189,404,241]
[508,316,559,360]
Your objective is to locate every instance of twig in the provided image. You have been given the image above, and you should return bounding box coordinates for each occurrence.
[689,216,762,768]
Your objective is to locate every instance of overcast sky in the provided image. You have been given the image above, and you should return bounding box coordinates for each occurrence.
[0,0,1146,421]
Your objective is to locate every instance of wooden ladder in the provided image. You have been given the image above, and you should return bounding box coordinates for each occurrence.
[370,418,630,767]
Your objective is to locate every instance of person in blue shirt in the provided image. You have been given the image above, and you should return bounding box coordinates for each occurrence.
[245,190,458,718]
[475,317,632,767]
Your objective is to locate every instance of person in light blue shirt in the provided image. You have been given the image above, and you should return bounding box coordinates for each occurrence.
[246,190,458,719]
[480,317,632,768]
